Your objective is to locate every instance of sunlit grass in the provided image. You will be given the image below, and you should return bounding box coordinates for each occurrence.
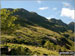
[6,43,59,55]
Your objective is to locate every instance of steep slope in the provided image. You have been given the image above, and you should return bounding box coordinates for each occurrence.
[1,8,71,33]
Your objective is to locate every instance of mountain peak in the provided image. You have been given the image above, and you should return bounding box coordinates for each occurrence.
[69,22,75,25]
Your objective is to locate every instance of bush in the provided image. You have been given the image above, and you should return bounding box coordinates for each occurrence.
[56,45,61,52]
[44,41,54,50]
[9,46,32,55]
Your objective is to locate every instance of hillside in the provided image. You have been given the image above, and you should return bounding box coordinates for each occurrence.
[1,43,59,55]
[1,8,72,32]
[1,8,74,55]
[68,22,75,32]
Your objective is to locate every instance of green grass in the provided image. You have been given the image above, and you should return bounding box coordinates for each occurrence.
[1,35,15,39]
[4,43,59,55]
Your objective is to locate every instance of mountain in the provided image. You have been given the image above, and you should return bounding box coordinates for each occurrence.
[68,22,75,32]
[48,18,69,32]
[49,18,67,26]
[1,8,73,32]
[1,8,74,55]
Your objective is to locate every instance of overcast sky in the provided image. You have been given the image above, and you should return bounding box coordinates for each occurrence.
[1,0,75,24]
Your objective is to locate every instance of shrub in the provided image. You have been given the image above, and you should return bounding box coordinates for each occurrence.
[44,41,54,50]
[9,46,32,55]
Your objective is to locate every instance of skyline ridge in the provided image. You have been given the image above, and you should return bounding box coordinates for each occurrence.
[1,8,74,24]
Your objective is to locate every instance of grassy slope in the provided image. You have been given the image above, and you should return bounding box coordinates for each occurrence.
[1,26,60,55]
[6,43,59,55]
[1,26,62,47]
[1,26,74,55]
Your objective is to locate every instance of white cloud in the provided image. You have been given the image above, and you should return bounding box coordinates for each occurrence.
[46,17,51,19]
[53,8,57,10]
[39,7,49,10]
[61,8,75,19]
[37,0,41,4]
[63,2,71,7]
[46,15,54,19]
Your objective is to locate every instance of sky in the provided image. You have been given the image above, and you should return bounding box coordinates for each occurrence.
[1,0,75,24]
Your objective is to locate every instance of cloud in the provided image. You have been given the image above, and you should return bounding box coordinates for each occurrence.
[61,8,75,19]
[37,0,41,4]
[39,7,49,10]
[63,2,71,7]
[46,15,54,19]
[46,17,51,19]
[53,8,57,10]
